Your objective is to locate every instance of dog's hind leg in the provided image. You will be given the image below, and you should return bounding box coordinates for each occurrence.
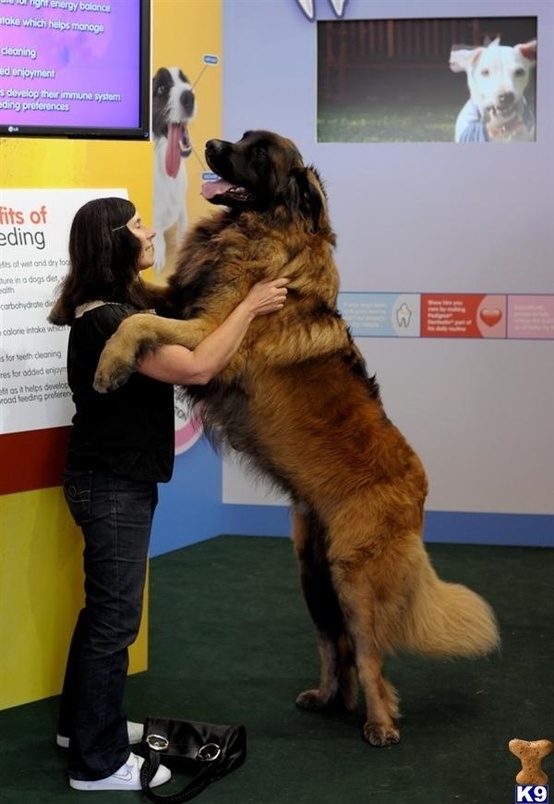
[316,456,431,746]
[291,505,358,712]
[328,558,401,746]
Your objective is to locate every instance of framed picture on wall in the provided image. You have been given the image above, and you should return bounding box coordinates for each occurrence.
[317,16,537,143]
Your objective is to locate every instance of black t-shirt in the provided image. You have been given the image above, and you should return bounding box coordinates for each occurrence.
[65,303,175,483]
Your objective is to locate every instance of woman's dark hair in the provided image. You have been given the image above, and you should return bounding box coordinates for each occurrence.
[48,196,153,325]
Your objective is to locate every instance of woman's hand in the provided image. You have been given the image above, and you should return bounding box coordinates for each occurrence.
[137,278,290,386]
[242,277,290,317]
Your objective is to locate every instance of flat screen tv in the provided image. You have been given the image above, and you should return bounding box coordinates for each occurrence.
[0,0,151,140]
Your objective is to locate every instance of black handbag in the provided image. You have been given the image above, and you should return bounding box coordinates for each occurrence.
[139,716,247,803]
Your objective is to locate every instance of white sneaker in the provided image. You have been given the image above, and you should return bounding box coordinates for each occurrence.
[69,752,171,791]
[56,720,144,749]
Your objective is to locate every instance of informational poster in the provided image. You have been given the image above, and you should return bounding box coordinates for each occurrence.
[0,187,127,435]
[339,293,554,339]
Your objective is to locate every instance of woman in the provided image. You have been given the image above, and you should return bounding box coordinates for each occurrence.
[49,196,288,792]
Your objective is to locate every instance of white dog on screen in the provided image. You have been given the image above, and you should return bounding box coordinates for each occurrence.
[449,38,537,142]
[152,67,196,270]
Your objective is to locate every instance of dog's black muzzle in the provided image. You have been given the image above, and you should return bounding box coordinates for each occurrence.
[205,139,237,180]
[205,139,224,171]
[205,139,230,161]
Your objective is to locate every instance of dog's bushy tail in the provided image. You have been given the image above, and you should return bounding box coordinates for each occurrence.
[396,545,500,658]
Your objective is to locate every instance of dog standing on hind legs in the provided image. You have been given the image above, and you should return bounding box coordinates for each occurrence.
[94,130,501,746]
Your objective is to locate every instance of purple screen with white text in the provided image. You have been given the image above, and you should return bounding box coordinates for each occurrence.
[0,0,147,136]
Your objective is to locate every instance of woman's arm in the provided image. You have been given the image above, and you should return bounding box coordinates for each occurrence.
[137,277,289,385]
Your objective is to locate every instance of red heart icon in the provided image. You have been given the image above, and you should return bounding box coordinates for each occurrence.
[480,308,502,327]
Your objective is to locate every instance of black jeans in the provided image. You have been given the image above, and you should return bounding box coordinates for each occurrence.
[58,468,158,780]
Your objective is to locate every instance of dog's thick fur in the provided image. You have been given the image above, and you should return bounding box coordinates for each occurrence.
[94,130,500,746]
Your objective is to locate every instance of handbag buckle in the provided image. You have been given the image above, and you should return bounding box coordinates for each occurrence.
[146,734,170,752]
[197,742,221,762]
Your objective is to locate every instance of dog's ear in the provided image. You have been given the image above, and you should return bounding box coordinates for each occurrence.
[449,45,484,73]
[516,39,537,65]
[152,66,170,92]
[287,167,327,233]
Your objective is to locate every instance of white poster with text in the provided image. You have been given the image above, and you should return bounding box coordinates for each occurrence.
[0,187,127,435]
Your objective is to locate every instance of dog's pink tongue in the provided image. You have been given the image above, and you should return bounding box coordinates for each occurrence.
[165,123,182,178]
[201,179,233,200]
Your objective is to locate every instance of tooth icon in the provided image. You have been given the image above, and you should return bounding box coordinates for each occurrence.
[296,0,314,19]
[295,0,348,21]
[396,303,412,328]
[329,0,347,16]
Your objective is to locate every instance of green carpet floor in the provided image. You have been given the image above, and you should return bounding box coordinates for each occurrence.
[0,536,552,803]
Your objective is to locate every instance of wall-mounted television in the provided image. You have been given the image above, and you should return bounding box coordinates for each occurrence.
[0,0,151,140]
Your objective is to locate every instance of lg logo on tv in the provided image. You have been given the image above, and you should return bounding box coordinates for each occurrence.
[515,785,549,803]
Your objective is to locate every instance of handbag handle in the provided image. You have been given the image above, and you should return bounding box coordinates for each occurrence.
[140,745,221,803]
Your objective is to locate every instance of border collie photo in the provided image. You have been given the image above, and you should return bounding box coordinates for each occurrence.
[152,67,196,271]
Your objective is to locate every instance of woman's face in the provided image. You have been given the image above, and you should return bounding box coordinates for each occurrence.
[126,213,156,271]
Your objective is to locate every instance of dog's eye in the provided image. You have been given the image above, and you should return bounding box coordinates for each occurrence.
[514,67,525,77]
[480,68,490,77]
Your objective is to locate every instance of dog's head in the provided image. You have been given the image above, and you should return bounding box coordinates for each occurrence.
[201,130,328,233]
[449,38,536,116]
[152,67,196,176]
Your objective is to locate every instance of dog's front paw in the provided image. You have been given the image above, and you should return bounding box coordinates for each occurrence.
[363,720,401,747]
[93,351,136,393]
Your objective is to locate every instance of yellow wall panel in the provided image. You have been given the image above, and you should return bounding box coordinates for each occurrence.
[0,488,148,710]
[0,136,151,710]
[0,137,153,221]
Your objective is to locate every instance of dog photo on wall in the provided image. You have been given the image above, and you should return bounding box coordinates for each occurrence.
[152,66,196,273]
[449,36,536,142]
[317,15,537,143]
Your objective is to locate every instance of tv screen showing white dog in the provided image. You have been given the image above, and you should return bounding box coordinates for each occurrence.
[317,15,537,143]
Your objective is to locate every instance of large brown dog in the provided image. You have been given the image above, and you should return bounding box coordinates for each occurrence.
[94,130,500,746]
